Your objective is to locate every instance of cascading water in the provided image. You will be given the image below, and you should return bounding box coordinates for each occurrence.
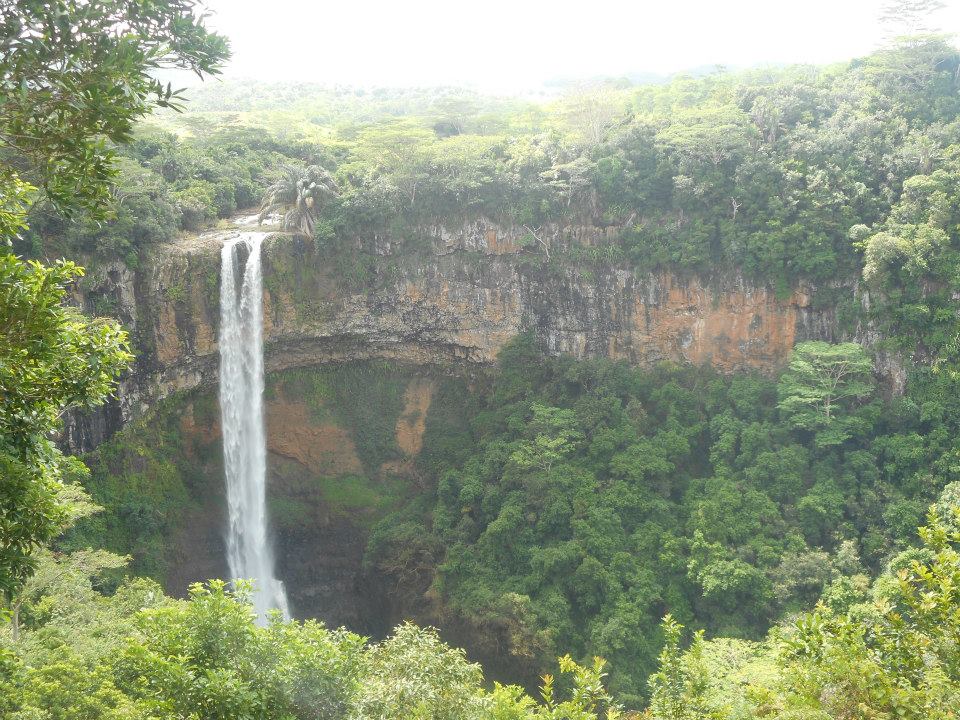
[218,232,290,623]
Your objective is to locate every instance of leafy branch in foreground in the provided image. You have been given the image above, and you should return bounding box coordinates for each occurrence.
[0,256,131,596]
[0,0,229,217]
[0,0,227,597]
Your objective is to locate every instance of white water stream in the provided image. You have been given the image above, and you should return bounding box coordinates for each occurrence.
[219,232,290,623]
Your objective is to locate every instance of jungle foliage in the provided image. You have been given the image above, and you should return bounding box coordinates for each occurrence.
[3,464,958,718]
[7,3,960,715]
[2,490,623,720]
[21,36,959,278]
[365,334,960,705]
[21,32,960,302]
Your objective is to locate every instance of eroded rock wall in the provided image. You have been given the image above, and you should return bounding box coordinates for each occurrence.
[66,218,844,451]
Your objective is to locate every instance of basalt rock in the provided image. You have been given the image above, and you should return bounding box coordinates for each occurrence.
[65,217,858,452]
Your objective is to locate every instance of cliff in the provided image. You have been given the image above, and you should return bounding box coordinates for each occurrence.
[65,217,843,452]
[65,216,880,643]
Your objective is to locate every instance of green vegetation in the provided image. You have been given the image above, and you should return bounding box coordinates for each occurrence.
[18,29,960,306]
[66,396,201,582]
[3,497,623,720]
[20,126,318,264]
[777,342,875,447]
[0,0,227,598]
[363,335,960,705]
[3,478,957,718]
[260,164,340,237]
[0,256,131,595]
[6,0,960,715]
[76,341,960,708]
[105,35,960,707]
[647,501,960,719]
[0,0,227,220]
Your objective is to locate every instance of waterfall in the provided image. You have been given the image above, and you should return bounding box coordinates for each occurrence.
[218,232,290,623]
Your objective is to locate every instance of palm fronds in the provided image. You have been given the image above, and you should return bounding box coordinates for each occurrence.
[259,165,338,237]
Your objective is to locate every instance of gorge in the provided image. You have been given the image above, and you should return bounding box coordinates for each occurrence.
[58,215,900,641]
[7,2,960,716]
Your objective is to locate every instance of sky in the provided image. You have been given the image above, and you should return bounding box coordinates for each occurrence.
[200,0,960,92]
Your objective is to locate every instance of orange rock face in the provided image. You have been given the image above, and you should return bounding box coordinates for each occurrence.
[394,378,436,458]
[484,228,520,254]
[617,274,806,371]
[178,390,364,472]
[265,397,364,477]
[71,224,835,446]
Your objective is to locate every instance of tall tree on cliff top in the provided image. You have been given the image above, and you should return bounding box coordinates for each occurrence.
[0,0,229,597]
[259,164,339,237]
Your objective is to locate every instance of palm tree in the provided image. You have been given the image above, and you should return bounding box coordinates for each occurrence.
[259,165,338,237]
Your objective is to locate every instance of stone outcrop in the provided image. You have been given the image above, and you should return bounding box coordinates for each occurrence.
[65,217,846,451]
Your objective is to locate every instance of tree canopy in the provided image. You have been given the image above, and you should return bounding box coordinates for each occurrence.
[0,0,229,218]
[0,0,227,595]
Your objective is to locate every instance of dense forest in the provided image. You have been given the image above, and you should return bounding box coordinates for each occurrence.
[4,1,960,718]
[20,31,960,361]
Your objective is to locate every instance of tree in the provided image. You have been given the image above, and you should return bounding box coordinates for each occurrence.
[777,342,874,445]
[431,94,480,136]
[536,655,622,720]
[0,172,33,240]
[259,164,339,237]
[862,224,949,282]
[656,107,756,171]
[0,257,131,597]
[5,482,126,644]
[510,404,584,473]
[748,95,784,144]
[774,508,960,718]
[5,569,624,720]
[559,83,626,146]
[9,658,151,720]
[354,622,486,720]
[349,120,436,208]
[647,616,712,720]
[0,0,227,596]
[110,581,366,720]
[0,0,229,216]
[864,35,960,112]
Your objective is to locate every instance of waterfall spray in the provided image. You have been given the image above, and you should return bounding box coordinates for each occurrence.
[219,232,289,623]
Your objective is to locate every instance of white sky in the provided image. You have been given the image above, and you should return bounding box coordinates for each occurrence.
[201,0,960,91]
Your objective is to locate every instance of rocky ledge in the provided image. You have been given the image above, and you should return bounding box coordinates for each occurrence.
[65,216,847,451]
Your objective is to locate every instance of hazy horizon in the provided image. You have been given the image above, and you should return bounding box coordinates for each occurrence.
[194,0,960,92]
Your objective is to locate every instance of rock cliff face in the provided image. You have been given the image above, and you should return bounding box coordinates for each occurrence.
[157,372,437,632]
[65,218,842,451]
[67,216,866,638]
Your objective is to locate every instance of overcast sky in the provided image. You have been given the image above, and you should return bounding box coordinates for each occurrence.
[200,0,960,91]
